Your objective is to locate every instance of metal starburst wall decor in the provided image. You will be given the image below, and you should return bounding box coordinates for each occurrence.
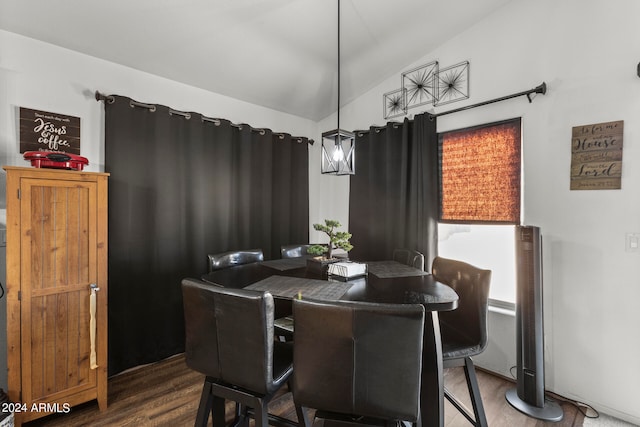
[402,61,438,109]
[383,88,407,119]
[383,59,471,119]
[435,61,470,106]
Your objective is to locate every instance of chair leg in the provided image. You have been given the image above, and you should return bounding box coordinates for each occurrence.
[463,357,488,427]
[232,403,250,427]
[253,400,269,427]
[444,387,476,425]
[211,396,226,427]
[295,404,311,427]
[195,381,214,427]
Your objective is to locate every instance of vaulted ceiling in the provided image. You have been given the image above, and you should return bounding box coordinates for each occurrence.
[0,0,513,121]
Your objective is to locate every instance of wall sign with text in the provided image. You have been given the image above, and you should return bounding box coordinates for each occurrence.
[19,107,81,154]
[570,120,623,190]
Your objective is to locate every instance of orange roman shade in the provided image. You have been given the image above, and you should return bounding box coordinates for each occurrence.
[440,118,521,223]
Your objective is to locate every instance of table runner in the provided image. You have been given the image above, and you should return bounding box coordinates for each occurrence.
[245,275,353,301]
[366,260,428,278]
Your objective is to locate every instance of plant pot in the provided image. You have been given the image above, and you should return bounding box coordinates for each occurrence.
[306,257,340,275]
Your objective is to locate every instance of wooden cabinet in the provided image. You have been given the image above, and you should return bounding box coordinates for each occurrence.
[4,166,108,426]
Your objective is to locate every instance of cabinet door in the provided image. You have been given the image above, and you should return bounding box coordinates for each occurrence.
[20,178,100,405]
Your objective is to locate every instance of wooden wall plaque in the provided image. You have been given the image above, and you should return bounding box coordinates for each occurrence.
[570,120,623,190]
[19,107,81,154]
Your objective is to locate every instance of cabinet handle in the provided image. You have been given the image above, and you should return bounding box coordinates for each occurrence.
[89,284,99,369]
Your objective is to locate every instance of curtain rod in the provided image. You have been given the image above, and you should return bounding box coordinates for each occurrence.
[355,82,547,136]
[94,91,314,145]
[433,82,546,118]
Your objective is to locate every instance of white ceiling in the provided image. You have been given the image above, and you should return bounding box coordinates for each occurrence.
[0,0,513,121]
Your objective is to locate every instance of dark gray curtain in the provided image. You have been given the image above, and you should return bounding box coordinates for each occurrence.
[349,113,438,267]
[104,96,309,375]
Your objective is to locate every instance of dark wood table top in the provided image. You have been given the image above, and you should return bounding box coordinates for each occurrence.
[201,258,458,312]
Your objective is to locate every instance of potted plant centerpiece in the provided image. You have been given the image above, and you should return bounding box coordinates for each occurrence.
[306,219,353,274]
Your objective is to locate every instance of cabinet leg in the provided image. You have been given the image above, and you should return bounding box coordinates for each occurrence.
[98,396,108,411]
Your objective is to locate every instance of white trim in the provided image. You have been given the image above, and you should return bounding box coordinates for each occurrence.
[488,298,515,316]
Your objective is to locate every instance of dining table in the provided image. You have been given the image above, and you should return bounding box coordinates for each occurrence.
[201,257,459,427]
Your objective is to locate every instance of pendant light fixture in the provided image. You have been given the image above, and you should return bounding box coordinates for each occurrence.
[321,0,355,175]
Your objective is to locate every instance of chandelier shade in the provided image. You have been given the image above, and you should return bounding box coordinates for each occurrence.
[321,128,355,175]
[321,0,355,175]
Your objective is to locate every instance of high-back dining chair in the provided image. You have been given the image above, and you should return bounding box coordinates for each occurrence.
[431,257,492,427]
[392,248,425,270]
[280,244,313,259]
[292,298,425,426]
[181,278,308,427]
[207,248,264,272]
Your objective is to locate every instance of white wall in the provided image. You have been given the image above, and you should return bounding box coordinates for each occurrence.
[2,0,640,422]
[0,26,342,256]
[308,113,351,241]
[0,30,317,174]
[340,0,640,423]
[0,29,318,390]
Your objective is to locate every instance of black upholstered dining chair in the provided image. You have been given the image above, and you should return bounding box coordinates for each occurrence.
[181,278,308,427]
[280,244,313,259]
[292,298,425,426]
[431,256,492,427]
[207,248,264,272]
[392,248,425,270]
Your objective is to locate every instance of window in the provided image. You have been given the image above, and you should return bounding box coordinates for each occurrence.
[437,118,522,304]
[438,224,516,303]
[439,118,521,224]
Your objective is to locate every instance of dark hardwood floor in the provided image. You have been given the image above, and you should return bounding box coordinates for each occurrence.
[24,353,586,427]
